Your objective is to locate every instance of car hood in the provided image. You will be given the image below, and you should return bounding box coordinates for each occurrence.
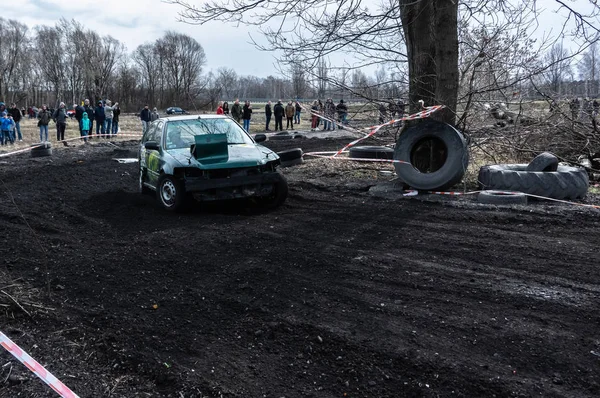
[167,144,278,169]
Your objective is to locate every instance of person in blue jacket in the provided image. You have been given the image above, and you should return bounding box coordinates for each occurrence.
[1,112,15,145]
[94,101,105,137]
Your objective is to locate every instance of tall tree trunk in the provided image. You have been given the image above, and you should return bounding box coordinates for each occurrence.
[400,0,458,125]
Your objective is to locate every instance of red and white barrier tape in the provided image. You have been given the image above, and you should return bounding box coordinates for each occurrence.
[303,105,443,162]
[331,105,444,157]
[0,331,79,397]
[0,133,143,159]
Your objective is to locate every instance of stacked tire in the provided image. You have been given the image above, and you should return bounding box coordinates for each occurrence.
[478,152,589,201]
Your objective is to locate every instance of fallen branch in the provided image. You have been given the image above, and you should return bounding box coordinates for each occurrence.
[1,290,31,317]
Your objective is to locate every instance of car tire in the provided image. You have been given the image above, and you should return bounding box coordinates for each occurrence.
[349,146,394,160]
[269,132,293,141]
[280,158,303,168]
[526,152,559,172]
[277,148,303,162]
[294,134,306,139]
[478,190,528,205]
[139,168,153,195]
[261,173,288,209]
[156,174,188,212]
[393,119,469,191]
[478,164,588,200]
[31,142,52,158]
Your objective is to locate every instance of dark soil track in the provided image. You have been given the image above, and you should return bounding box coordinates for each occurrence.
[1,138,599,397]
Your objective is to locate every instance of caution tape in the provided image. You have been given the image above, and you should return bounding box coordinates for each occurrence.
[0,133,143,159]
[303,105,443,163]
[332,105,444,157]
[0,331,79,398]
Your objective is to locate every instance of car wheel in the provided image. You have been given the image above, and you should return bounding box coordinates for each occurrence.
[261,173,288,210]
[156,175,188,211]
[139,168,152,195]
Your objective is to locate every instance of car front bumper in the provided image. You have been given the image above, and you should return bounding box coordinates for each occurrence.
[184,172,283,201]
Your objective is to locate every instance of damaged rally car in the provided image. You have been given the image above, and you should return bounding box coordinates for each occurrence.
[138,114,288,211]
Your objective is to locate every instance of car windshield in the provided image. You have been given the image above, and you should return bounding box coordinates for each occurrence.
[165,118,253,149]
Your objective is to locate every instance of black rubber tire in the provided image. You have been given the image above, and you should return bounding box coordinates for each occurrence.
[349,146,394,160]
[294,134,306,139]
[526,152,559,172]
[31,147,52,158]
[261,173,288,209]
[280,158,303,168]
[478,190,528,205]
[277,148,303,162]
[156,174,188,212]
[478,164,589,200]
[269,133,293,141]
[393,120,469,191]
[138,167,153,195]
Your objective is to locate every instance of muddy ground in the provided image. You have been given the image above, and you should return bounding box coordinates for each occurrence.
[0,136,599,397]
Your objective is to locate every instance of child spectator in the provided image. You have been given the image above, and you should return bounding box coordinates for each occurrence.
[81,112,91,143]
[1,112,15,145]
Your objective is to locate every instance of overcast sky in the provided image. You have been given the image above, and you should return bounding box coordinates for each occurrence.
[6,0,598,79]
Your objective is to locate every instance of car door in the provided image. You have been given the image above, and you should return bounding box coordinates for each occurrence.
[143,121,163,187]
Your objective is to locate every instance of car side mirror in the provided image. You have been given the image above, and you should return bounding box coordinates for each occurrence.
[144,141,160,151]
[254,134,267,143]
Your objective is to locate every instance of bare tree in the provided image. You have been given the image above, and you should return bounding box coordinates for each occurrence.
[578,42,599,97]
[0,19,29,101]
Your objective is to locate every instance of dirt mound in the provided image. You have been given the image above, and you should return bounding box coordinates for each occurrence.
[1,139,599,397]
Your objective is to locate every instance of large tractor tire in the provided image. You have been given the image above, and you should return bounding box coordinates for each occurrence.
[393,120,469,191]
[478,164,588,200]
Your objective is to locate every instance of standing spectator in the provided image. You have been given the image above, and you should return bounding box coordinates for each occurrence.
[0,112,14,145]
[285,101,295,130]
[216,101,224,115]
[294,101,302,124]
[53,102,68,142]
[112,103,121,135]
[83,99,95,139]
[325,99,336,130]
[318,100,324,128]
[81,112,91,143]
[336,99,348,127]
[0,102,5,114]
[311,100,320,130]
[265,101,272,131]
[223,101,230,115]
[592,99,599,131]
[104,100,115,135]
[242,101,252,132]
[569,98,580,120]
[378,103,387,123]
[140,105,152,134]
[231,99,242,123]
[75,101,85,134]
[151,107,160,121]
[37,105,51,142]
[273,100,285,131]
[95,101,106,137]
[8,103,22,141]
